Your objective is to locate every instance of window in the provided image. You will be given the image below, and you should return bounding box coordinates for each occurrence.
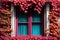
[32,13,41,22]
[18,13,28,36]
[32,24,42,35]
[18,14,28,22]
[17,12,44,36]
[32,13,42,36]
[18,24,28,35]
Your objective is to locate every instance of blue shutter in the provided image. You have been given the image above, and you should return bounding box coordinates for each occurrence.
[32,14,41,22]
[18,14,28,36]
[32,24,42,36]
[32,13,42,36]
[18,14,28,22]
[18,24,28,35]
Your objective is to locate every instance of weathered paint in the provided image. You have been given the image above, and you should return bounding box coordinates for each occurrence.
[11,4,16,37]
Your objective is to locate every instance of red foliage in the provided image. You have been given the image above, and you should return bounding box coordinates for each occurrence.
[0,32,58,40]
[0,0,60,40]
[47,0,60,38]
[0,0,46,14]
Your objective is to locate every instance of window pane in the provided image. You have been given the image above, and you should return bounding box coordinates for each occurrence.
[18,24,28,35]
[18,14,28,22]
[32,14,41,22]
[32,24,42,36]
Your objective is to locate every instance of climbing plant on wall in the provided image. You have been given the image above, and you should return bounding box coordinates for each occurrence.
[0,3,12,36]
[46,0,60,39]
[0,0,60,40]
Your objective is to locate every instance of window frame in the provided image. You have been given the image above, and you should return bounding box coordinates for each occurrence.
[16,12,44,36]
